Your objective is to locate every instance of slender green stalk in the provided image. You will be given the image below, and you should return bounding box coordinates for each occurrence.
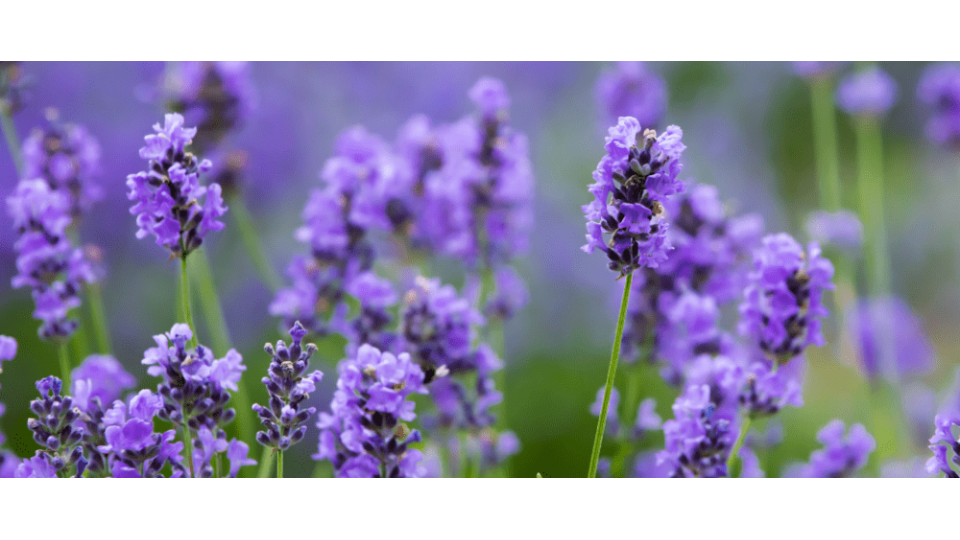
[180,255,198,349]
[379,459,386,479]
[190,248,254,453]
[257,449,275,478]
[0,105,23,177]
[86,283,112,355]
[69,322,90,366]
[57,342,72,387]
[184,425,195,477]
[726,416,752,478]
[277,451,284,479]
[228,193,282,291]
[854,118,891,297]
[810,79,843,212]
[587,272,633,478]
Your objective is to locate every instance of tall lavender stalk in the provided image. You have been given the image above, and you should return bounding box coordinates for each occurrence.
[581,117,687,477]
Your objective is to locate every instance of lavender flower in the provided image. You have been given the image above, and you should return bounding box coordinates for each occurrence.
[23,376,87,478]
[253,322,323,453]
[99,389,186,478]
[0,335,15,370]
[738,233,834,364]
[70,355,136,412]
[582,117,687,276]
[847,296,935,381]
[804,210,863,251]
[165,61,256,153]
[595,62,667,130]
[656,384,735,478]
[917,63,960,148]
[620,183,762,378]
[7,179,95,339]
[836,67,898,117]
[927,414,960,478]
[342,271,399,356]
[22,111,103,220]
[315,344,428,478]
[787,420,875,478]
[126,113,227,256]
[634,398,662,437]
[141,323,246,476]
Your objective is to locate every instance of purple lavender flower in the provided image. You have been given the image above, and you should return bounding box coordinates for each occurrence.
[926,414,960,478]
[582,117,687,276]
[21,111,103,220]
[589,386,620,437]
[98,390,186,478]
[656,384,735,478]
[634,398,662,437]
[341,271,399,356]
[847,296,935,381]
[917,63,960,148]
[165,61,257,153]
[23,376,87,478]
[836,67,898,117]
[787,420,875,478]
[595,62,667,130]
[738,354,806,418]
[7,179,95,339]
[738,233,834,364]
[70,355,136,412]
[620,183,763,377]
[141,322,246,476]
[253,322,323,453]
[126,113,227,256]
[315,344,428,478]
[804,210,863,251]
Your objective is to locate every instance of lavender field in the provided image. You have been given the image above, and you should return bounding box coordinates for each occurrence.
[0,61,958,479]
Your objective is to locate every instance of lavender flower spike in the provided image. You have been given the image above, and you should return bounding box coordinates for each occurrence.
[595,62,667,131]
[315,344,428,478]
[126,113,227,257]
[253,321,323,476]
[787,420,876,478]
[738,233,834,365]
[917,63,960,148]
[582,117,686,276]
[926,414,960,478]
[22,376,87,478]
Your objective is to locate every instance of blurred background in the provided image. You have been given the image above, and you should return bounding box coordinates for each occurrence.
[0,61,956,477]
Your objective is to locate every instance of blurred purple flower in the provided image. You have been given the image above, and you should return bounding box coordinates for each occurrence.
[836,67,898,117]
[70,354,136,412]
[787,420,875,478]
[595,62,667,130]
[847,296,935,381]
[917,63,960,148]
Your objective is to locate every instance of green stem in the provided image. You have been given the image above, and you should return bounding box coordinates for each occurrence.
[86,283,112,355]
[587,272,632,478]
[58,342,71,387]
[0,105,23,178]
[379,459,386,479]
[228,193,282,291]
[190,247,254,453]
[257,449,275,478]
[726,416,752,478]
[854,118,891,297]
[184,425,195,478]
[180,255,198,349]
[810,78,842,212]
[277,451,284,479]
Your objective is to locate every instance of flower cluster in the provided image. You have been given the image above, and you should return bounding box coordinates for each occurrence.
[126,113,227,256]
[917,63,960,148]
[927,414,960,478]
[98,389,187,478]
[165,62,257,154]
[582,116,687,276]
[253,322,323,453]
[738,233,834,364]
[657,384,735,478]
[836,66,898,117]
[21,376,86,478]
[785,420,875,478]
[141,323,249,477]
[315,344,428,478]
[22,111,103,220]
[595,61,667,130]
[7,179,96,339]
[401,276,503,429]
[620,183,762,379]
